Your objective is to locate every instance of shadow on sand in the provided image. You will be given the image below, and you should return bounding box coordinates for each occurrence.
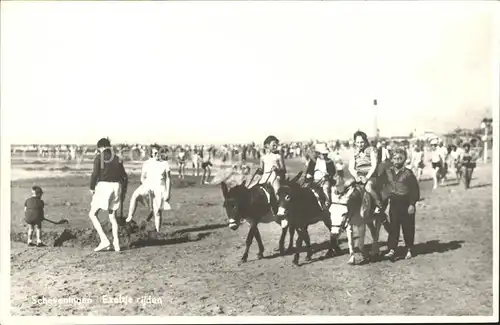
[128,231,213,249]
[468,183,492,189]
[389,239,465,262]
[263,236,358,261]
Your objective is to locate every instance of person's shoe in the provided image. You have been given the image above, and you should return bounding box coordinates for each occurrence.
[36,242,46,247]
[28,241,35,247]
[125,215,133,223]
[94,241,111,252]
[384,249,395,259]
[374,206,382,214]
[405,249,413,259]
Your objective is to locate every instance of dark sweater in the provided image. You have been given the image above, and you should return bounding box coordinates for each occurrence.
[25,196,44,224]
[386,166,420,206]
[90,149,128,191]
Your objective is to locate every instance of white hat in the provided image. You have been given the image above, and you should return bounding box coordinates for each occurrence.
[315,143,329,154]
[430,139,438,145]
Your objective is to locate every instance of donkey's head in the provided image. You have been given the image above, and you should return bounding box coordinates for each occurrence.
[221,180,248,230]
[276,172,303,219]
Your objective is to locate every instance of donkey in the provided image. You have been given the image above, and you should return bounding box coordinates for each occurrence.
[221,172,302,263]
[329,176,390,265]
[276,178,342,266]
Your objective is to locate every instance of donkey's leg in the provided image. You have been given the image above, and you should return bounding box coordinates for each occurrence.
[358,223,368,259]
[253,227,265,259]
[347,223,356,265]
[293,229,304,266]
[287,226,295,253]
[360,191,372,260]
[323,215,337,258]
[367,221,380,257]
[303,228,313,261]
[277,226,287,254]
[241,226,256,263]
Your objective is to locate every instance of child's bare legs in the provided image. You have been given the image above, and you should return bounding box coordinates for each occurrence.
[108,209,120,251]
[365,179,383,213]
[126,187,143,223]
[27,224,34,244]
[154,210,162,232]
[271,177,285,225]
[35,224,42,244]
[321,181,332,209]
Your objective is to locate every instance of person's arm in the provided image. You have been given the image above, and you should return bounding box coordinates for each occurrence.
[119,158,128,199]
[406,170,420,207]
[257,157,265,175]
[348,155,358,181]
[90,155,100,192]
[365,149,378,180]
[305,159,314,180]
[327,160,337,185]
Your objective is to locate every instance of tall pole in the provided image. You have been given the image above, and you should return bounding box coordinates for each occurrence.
[373,99,379,141]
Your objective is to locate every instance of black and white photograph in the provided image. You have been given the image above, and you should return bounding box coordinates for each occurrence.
[1,0,498,323]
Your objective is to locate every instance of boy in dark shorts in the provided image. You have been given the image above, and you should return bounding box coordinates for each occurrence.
[25,186,46,247]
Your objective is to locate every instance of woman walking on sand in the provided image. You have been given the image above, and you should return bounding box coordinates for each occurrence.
[429,139,445,190]
[459,143,478,189]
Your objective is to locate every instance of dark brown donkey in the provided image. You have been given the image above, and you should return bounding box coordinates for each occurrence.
[221,173,302,262]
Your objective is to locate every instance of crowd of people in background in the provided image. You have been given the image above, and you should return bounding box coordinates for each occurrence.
[12,133,483,191]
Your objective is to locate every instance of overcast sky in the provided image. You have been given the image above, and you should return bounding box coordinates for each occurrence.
[1,1,497,145]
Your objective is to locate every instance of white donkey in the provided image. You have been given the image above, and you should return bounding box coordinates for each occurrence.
[329,176,388,265]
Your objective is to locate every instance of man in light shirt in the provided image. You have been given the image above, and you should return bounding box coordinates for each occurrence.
[126,145,172,232]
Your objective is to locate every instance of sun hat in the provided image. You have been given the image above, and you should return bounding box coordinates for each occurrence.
[315,143,329,154]
[430,139,438,145]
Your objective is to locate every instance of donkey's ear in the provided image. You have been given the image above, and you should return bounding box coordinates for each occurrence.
[291,171,303,183]
[240,180,247,187]
[221,182,229,199]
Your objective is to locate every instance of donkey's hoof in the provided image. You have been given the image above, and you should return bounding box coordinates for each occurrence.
[240,256,248,263]
[305,255,312,262]
[324,250,335,258]
[292,259,300,266]
[257,253,264,259]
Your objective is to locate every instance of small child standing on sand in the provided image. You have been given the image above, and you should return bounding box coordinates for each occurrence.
[24,186,46,247]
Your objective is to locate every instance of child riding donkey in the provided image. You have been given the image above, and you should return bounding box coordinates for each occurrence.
[256,135,287,224]
[304,142,336,211]
[348,131,386,216]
